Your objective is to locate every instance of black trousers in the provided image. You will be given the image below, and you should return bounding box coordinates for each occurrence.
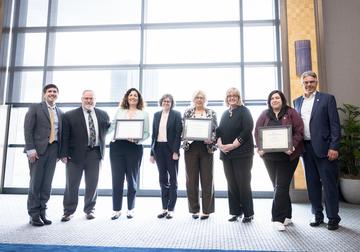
[222,156,253,217]
[263,157,298,222]
[184,142,215,214]
[302,141,340,223]
[154,142,178,211]
[63,147,101,215]
[110,140,143,211]
[27,142,58,218]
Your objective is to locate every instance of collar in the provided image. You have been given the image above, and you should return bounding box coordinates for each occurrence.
[45,101,56,110]
[303,91,317,99]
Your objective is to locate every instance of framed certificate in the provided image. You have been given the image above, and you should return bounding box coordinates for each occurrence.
[258,125,292,152]
[183,118,212,141]
[114,119,144,140]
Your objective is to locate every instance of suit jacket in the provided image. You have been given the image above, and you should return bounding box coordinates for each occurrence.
[24,101,63,156]
[61,107,110,163]
[150,109,182,156]
[293,92,341,158]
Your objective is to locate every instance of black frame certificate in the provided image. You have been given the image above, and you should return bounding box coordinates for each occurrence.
[258,125,292,152]
[114,119,144,140]
[183,118,212,141]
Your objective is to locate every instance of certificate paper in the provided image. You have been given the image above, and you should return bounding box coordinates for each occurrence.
[114,119,144,140]
[183,118,212,141]
[258,125,292,152]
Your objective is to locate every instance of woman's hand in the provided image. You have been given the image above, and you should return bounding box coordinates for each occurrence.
[150,156,156,164]
[172,153,179,160]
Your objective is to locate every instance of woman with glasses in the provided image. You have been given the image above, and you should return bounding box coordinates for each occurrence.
[182,90,217,220]
[216,87,254,223]
[150,94,182,219]
[255,90,304,231]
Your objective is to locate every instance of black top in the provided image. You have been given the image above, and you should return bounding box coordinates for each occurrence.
[216,105,254,160]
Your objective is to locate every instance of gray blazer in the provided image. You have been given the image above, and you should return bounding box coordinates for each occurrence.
[24,101,63,156]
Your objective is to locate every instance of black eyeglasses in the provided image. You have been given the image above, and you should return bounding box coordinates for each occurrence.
[303,80,317,84]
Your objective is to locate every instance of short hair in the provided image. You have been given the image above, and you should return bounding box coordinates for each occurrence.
[43,84,58,94]
[82,89,95,97]
[225,87,243,106]
[267,90,288,110]
[301,71,318,81]
[159,94,175,109]
[120,88,145,110]
[191,90,207,106]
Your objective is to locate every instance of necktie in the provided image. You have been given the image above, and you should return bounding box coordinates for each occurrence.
[87,110,96,147]
[49,108,55,143]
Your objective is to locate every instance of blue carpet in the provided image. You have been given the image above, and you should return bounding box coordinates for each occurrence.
[0,243,275,252]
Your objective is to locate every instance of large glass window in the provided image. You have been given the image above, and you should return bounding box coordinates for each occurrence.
[1,0,281,194]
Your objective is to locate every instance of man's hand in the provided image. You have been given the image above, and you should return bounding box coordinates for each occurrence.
[328,149,339,161]
[27,152,39,163]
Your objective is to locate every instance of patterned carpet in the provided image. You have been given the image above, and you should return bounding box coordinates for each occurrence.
[0,195,359,251]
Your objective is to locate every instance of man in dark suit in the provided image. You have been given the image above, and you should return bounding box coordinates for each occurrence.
[294,71,341,231]
[24,83,63,227]
[60,90,110,221]
[150,94,182,219]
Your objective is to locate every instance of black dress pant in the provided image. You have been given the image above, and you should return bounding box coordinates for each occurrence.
[63,147,101,215]
[184,142,215,214]
[110,140,143,211]
[154,142,178,211]
[263,157,298,222]
[222,156,253,217]
[27,142,58,218]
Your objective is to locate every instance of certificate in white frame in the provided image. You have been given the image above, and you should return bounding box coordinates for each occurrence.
[183,118,212,141]
[258,125,292,152]
[114,119,144,140]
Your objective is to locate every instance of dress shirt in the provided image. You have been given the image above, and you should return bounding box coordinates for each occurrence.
[157,111,169,142]
[301,91,316,140]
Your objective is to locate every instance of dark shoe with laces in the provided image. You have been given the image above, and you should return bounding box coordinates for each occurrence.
[327,221,339,231]
[309,217,324,227]
[242,215,254,223]
[40,215,52,225]
[29,216,44,227]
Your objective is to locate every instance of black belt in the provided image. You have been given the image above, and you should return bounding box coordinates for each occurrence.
[304,140,311,143]
[86,146,100,151]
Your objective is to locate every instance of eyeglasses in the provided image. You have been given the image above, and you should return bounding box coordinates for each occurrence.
[162,100,171,103]
[227,95,239,99]
[302,80,317,85]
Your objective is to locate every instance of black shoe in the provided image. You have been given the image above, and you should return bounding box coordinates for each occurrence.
[192,214,199,219]
[61,214,73,222]
[309,218,324,227]
[86,212,95,220]
[166,212,173,219]
[242,215,254,223]
[200,214,209,220]
[29,216,44,227]
[40,215,52,225]
[327,221,339,231]
[228,215,240,222]
[157,212,168,218]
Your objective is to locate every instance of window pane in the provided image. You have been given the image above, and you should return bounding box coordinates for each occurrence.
[244,66,278,100]
[243,0,275,21]
[143,68,240,101]
[145,28,240,64]
[243,26,276,62]
[11,71,43,102]
[146,0,239,23]
[19,0,49,27]
[15,33,46,66]
[47,70,139,103]
[51,31,141,66]
[53,0,141,26]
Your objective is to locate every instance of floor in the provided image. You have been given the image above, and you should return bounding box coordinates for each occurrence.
[0,194,359,251]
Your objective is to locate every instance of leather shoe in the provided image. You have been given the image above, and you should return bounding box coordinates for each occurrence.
[228,215,240,222]
[192,214,199,219]
[200,214,209,220]
[29,216,44,227]
[309,218,324,227]
[61,214,73,222]
[157,212,168,219]
[242,215,254,223]
[40,215,52,225]
[327,221,339,231]
[86,212,95,220]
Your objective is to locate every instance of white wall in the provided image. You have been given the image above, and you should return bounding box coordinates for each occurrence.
[323,0,360,107]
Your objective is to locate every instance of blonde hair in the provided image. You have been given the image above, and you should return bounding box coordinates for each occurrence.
[191,90,207,106]
[225,87,243,106]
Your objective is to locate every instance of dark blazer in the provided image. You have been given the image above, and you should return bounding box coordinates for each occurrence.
[150,109,182,156]
[61,107,110,163]
[24,101,63,156]
[293,92,341,158]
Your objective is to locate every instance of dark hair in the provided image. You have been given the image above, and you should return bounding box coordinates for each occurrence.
[267,90,288,110]
[43,84,59,94]
[120,88,145,110]
[159,94,175,109]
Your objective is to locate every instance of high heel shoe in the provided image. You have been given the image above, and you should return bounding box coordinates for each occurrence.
[111,211,121,220]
